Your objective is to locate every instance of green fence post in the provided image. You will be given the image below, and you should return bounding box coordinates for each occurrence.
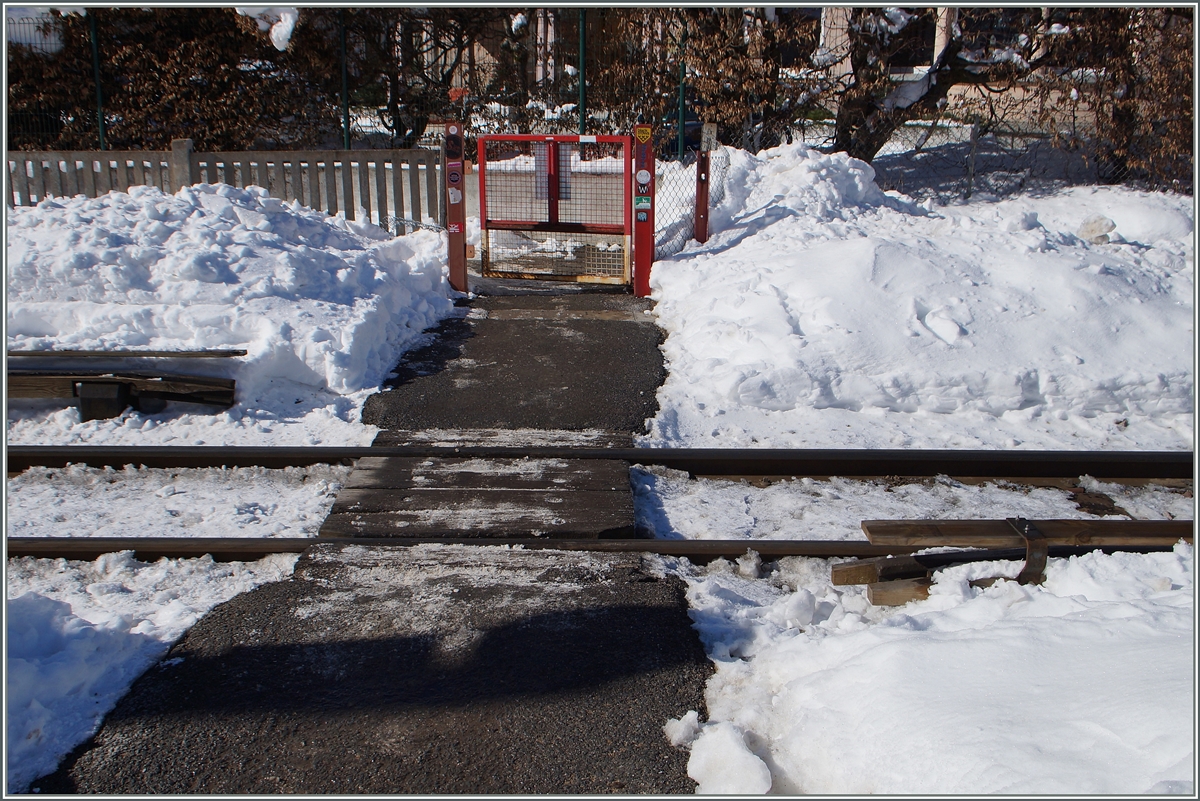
[340,10,351,150]
[677,23,686,162]
[88,10,106,150]
[578,9,586,136]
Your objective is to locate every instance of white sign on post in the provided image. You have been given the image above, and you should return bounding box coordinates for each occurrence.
[700,123,718,153]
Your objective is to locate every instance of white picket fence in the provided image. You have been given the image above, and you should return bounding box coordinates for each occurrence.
[6,139,446,233]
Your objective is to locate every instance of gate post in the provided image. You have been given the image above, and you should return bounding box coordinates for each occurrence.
[632,124,655,298]
[694,122,716,244]
[443,122,468,293]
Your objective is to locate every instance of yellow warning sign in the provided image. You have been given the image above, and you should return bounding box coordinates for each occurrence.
[635,126,651,144]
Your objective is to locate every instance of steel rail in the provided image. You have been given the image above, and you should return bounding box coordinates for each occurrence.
[6,536,1184,564]
[6,445,1193,479]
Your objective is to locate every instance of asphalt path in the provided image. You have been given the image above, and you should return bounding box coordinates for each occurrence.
[38,545,711,794]
[361,281,665,434]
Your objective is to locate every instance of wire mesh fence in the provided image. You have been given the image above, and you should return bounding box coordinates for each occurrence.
[479,136,630,283]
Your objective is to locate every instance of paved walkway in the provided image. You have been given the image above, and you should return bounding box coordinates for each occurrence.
[39,280,713,794]
[39,545,710,794]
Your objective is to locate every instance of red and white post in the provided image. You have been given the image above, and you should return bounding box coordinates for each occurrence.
[632,124,655,298]
[443,122,468,293]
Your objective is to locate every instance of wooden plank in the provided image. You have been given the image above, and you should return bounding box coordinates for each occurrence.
[833,555,931,586]
[326,156,339,215]
[375,159,388,229]
[11,157,31,206]
[117,157,132,192]
[341,152,355,220]
[321,488,634,538]
[80,155,97,198]
[48,156,65,198]
[358,156,371,222]
[319,512,634,539]
[309,154,324,209]
[329,486,632,516]
[27,157,46,203]
[289,156,302,204]
[424,149,439,226]
[344,456,631,491]
[272,157,286,201]
[408,151,422,224]
[867,577,932,606]
[62,158,79,197]
[95,155,112,195]
[8,371,235,404]
[5,374,77,398]
[398,157,412,226]
[370,429,633,449]
[862,519,1193,548]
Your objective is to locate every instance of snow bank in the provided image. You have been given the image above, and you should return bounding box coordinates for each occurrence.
[6,551,299,793]
[7,184,455,445]
[665,542,1194,794]
[647,143,1193,450]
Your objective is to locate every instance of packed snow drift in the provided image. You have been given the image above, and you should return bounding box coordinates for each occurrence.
[665,542,1193,795]
[646,143,1193,450]
[640,141,1194,795]
[7,183,455,445]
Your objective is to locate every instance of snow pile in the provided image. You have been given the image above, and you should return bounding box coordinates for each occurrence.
[6,551,299,793]
[665,541,1194,794]
[7,183,455,445]
[8,464,349,538]
[647,142,1193,450]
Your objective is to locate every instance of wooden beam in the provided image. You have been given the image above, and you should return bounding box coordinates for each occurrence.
[867,577,932,606]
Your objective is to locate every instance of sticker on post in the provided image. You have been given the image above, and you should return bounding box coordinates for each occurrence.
[635,127,652,144]
[448,223,462,233]
[636,211,648,222]
[634,196,652,210]
[636,169,651,185]
[448,187,462,205]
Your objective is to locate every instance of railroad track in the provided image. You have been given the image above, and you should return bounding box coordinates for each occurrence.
[8,445,1193,477]
[7,445,1192,566]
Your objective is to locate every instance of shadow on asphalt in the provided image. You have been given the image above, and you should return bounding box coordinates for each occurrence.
[98,603,702,720]
[381,313,475,390]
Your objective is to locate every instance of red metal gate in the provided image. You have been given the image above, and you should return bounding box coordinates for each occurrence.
[478,135,632,285]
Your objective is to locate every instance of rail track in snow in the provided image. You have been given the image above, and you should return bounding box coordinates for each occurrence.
[7,445,1192,563]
